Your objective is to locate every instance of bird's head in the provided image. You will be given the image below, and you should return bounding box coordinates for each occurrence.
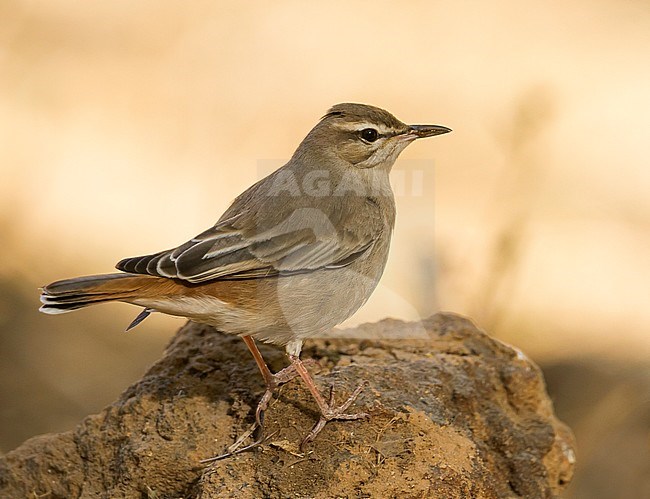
[295,103,451,170]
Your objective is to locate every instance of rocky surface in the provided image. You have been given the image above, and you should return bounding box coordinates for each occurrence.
[0,313,575,498]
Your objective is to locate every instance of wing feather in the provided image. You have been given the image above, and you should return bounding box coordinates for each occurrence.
[116,210,375,283]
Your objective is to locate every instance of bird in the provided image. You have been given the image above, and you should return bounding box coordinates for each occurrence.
[39,103,451,458]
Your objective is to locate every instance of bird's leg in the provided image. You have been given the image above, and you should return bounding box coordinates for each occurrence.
[242,336,320,428]
[288,353,369,452]
[202,336,320,462]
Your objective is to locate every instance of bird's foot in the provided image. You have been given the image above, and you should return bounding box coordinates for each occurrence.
[200,358,321,463]
[200,426,278,464]
[300,381,369,452]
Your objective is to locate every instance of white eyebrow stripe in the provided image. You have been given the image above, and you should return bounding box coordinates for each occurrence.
[332,122,395,135]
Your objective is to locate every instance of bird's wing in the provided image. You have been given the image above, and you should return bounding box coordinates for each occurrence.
[116,210,375,283]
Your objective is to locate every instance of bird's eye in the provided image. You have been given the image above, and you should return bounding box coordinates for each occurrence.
[360,128,379,143]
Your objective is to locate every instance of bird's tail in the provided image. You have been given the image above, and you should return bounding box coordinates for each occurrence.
[39,273,155,314]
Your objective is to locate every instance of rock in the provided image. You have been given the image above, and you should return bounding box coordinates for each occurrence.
[0,313,575,498]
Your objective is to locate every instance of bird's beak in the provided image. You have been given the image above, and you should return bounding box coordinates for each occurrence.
[408,124,452,138]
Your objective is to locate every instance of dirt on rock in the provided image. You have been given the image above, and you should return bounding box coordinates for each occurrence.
[0,313,575,498]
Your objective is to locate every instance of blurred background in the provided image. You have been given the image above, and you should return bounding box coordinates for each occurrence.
[1,1,648,496]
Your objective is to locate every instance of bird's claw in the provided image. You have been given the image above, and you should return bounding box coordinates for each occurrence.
[299,381,369,451]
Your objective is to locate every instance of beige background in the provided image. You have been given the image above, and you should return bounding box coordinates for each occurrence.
[1,1,649,496]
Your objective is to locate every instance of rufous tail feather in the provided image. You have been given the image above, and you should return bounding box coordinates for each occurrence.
[39,273,155,314]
